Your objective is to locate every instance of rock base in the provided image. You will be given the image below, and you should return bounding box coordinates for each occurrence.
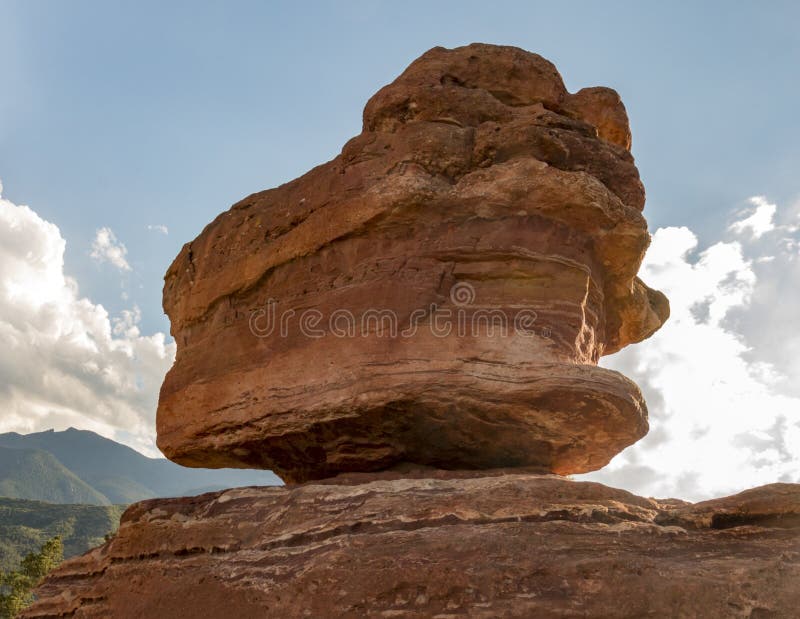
[23,472,800,618]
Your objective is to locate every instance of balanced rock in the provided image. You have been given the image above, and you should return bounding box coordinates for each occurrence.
[157,43,669,482]
[22,473,800,618]
[25,45,799,619]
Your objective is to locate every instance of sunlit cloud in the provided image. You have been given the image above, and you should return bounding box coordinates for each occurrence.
[90,226,131,271]
[0,181,174,456]
[729,195,776,239]
[580,195,800,500]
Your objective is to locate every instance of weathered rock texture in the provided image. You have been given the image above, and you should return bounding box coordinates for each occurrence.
[157,44,668,482]
[22,473,800,618]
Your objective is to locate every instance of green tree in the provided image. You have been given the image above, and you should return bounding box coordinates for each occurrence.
[0,536,63,618]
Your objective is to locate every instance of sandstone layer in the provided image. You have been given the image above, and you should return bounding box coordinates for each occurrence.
[157,44,668,482]
[23,473,800,618]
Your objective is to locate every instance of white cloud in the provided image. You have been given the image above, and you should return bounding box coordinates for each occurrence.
[729,195,776,238]
[580,196,800,500]
[90,226,131,271]
[0,182,175,456]
[147,224,168,235]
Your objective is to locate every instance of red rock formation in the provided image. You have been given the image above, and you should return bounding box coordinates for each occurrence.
[21,473,800,618]
[22,43,800,619]
[156,43,668,482]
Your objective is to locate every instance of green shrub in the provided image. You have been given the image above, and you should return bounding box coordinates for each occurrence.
[0,536,63,618]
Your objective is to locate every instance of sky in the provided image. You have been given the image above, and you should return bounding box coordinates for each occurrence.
[0,1,798,500]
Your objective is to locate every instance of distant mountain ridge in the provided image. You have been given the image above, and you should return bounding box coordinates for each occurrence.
[0,428,281,505]
[0,447,110,505]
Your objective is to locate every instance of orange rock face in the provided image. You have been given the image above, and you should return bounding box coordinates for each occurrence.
[21,474,800,619]
[156,44,668,482]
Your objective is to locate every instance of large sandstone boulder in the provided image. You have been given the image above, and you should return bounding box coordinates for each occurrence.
[157,44,668,482]
[21,473,800,618]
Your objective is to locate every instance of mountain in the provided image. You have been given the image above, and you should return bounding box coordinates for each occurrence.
[0,429,281,504]
[0,447,110,505]
[0,497,124,571]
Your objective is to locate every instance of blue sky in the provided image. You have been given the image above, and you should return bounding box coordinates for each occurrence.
[1,1,799,498]
[2,0,799,333]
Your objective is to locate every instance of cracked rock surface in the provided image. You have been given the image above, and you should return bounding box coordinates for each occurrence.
[21,473,800,619]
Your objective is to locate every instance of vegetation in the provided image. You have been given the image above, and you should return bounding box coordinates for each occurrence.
[0,427,282,614]
[0,428,280,504]
[0,536,63,618]
[0,447,110,505]
[0,498,125,573]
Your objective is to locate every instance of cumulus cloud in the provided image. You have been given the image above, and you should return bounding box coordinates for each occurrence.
[147,224,168,235]
[90,226,131,271]
[0,182,175,456]
[580,196,800,500]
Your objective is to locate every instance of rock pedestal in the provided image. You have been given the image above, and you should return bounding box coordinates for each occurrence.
[21,474,800,618]
[156,43,668,483]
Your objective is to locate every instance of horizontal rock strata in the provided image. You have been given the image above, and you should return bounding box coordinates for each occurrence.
[22,474,800,618]
[157,44,668,481]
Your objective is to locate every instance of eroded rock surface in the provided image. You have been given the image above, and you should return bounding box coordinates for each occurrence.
[22,474,800,618]
[157,44,668,482]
